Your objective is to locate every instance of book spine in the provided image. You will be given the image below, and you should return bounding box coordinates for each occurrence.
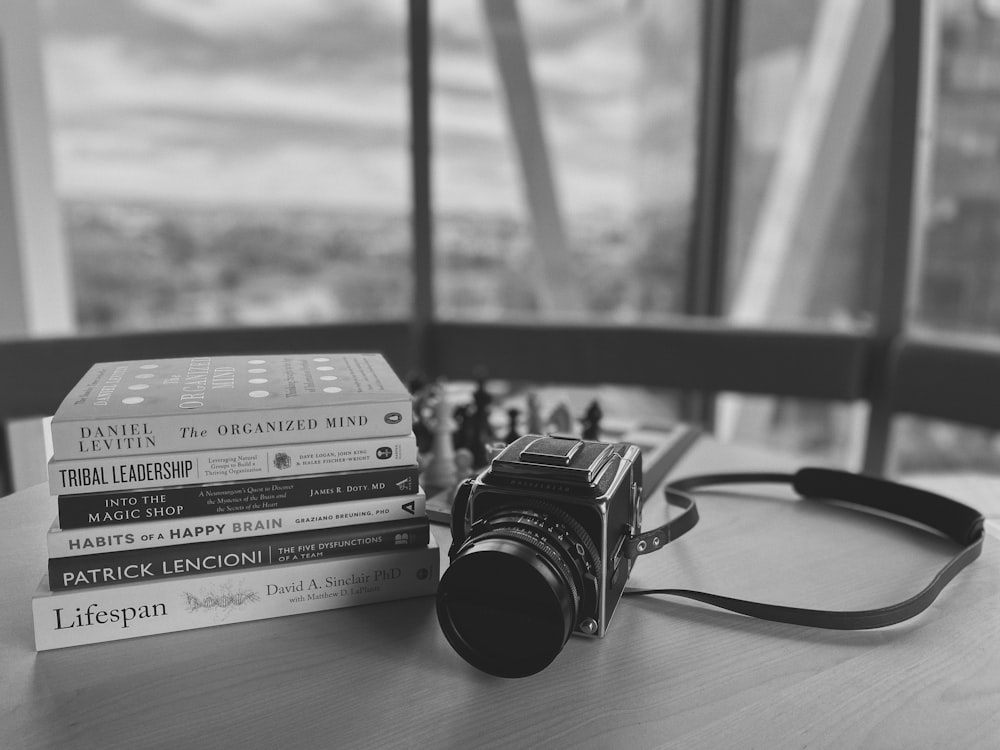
[49,434,418,496]
[50,399,413,459]
[49,492,427,557]
[56,465,421,528]
[33,541,440,651]
[49,517,431,591]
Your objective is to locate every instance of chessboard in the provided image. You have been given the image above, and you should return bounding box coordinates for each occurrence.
[423,420,702,525]
[407,375,701,525]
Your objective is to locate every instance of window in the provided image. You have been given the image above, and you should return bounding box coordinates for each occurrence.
[717,0,890,465]
[917,0,1000,336]
[726,0,889,327]
[427,0,700,435]
[893,0,1000,473]
[431,0,701,323]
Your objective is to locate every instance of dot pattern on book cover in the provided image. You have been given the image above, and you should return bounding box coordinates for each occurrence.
[53,353,409,419]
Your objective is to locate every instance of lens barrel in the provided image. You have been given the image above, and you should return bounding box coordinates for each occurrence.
[436,503,600,678]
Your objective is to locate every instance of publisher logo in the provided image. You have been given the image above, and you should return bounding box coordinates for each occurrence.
[416,567,430,581]
[376,447,393,460]
[273,452,292,470]
[402,500,415,515]
[384,412,403,425]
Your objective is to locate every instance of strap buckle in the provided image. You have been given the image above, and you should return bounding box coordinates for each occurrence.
[625,487,699,559]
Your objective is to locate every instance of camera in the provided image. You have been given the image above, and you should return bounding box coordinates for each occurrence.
[436,434,643,677]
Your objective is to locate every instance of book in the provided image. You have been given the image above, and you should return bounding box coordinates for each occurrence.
[56,465,420,528]
[48,492,427,557]
[49,353,412,460]
[48,433,418,496]
[48,516,431,590]
[33,538,441,651]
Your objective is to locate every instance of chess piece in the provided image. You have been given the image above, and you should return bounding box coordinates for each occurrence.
[454,448,476,482]
[547,401,573,435]
[413,413,434,454]
[580,400,603,440]
[408,374,434,453]
[470,377,497,468]
[422,384,458,492]
[452,403,472,451]
[525,391,544,435]
[472,378,494,426]
[407,372,427,397]
[504,407,521,444]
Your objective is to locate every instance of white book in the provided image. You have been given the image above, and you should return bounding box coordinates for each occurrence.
[49,433,418,495]
[33,539,440,651]
[49,353,412,460]
[47,492,427,557]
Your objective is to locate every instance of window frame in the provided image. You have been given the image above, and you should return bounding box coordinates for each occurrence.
[2,0,995,481]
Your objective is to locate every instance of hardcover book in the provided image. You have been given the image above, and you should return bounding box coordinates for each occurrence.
[48,517,431,590]
[48,433,418,495]
[56,465,420,528]
[48,491,427,557]
[49,353,412,459]
[33,539,440,651]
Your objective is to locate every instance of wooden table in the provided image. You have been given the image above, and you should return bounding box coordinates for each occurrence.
[2,441,998,749]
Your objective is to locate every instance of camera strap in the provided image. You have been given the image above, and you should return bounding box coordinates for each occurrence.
[624,487,700,558]
[622,468,985,630]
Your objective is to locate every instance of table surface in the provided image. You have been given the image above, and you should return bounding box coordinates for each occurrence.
[2,440,999,750]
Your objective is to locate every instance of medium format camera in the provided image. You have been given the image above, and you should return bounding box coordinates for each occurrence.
[436,434,643,677]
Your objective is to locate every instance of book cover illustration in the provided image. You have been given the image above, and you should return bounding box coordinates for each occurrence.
[50,353,412,458]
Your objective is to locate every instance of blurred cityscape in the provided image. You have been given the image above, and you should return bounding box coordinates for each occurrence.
[66,200,410,329]
[66,200,689,331]
[921,2,1000,335]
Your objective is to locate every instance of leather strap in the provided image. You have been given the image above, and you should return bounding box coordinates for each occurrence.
[624,488,699,559]
[623,468,986,630]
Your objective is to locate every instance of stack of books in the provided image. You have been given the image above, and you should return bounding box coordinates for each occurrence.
[32,353,440,651]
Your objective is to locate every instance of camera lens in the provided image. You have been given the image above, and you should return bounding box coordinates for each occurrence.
[436,502,600,678]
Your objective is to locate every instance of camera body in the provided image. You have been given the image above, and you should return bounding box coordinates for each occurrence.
[442,435,643,666]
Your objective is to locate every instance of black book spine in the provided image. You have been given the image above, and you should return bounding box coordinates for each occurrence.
[49,517,430,591]
[57,466,420,529]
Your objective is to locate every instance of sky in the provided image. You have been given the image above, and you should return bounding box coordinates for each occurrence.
[39,0,699,216]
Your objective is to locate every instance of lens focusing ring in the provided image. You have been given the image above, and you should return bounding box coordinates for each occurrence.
[479,525,583,615]
[481,503,602,613]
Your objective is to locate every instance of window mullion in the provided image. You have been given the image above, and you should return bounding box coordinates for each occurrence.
[862,0,936,475]
[409,0,434,378]
[683,0,741,428]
